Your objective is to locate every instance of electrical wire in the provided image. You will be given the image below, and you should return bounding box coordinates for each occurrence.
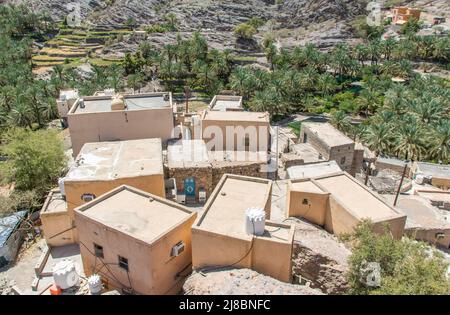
[78,240,134,293]
[197,220,257,275]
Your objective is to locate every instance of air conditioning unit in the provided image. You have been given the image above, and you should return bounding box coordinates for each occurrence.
[171,241,185,257]
[176,193,186,204]
[199,189,207,203]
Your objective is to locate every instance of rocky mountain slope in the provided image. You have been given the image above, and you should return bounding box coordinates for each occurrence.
[9,0,370,49]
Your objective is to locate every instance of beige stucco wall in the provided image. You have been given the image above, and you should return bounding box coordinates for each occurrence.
[40,212,74,246]
[372,216,406,240]
[286,185,329,226]
[68,107,174,156]
[65,174,165,213]
[323,195,361,235]
[201,120,270,152]
[191,223,293,282]
[431,177,450,191]
[405,227,450,249]
[75,209,197,295]
[252,235,293,283]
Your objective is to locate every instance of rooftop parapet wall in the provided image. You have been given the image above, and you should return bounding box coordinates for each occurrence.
[192,174,293,282]
[209,95,243,111]
[67,93,175,156]
[287,172,406,239]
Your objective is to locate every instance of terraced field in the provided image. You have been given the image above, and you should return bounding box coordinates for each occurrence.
[32,27,131,68]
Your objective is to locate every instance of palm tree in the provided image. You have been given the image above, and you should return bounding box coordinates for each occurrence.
[394,116,426,160]
[384,84,408,115]
[381,37,397,61]
[411,97,445,124]
[8,100,33,128]
[428,120,450,163]
[354,44,368,67]
[229,67,253,99]
[316,73,336,96]
[250,87,283,117]
[265,42,277,71]
[362,122,393,157]
[291,47,307,70]
[330,110,351,133]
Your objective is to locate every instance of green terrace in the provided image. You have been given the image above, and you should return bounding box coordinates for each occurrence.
[32,27,131,68]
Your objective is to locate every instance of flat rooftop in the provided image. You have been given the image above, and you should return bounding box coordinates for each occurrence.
[76,186,194,244]
[70,93,171,114]
[291,143,326,164]
[377,156,408,167]
[383,194,448,229]
[209,95,243,111]
[416,162,450,178]
[202,110,269,123]
[314,173,401,220]
[196,175,291,242]
[167,140,210,168]
[65,138,163,181]
[287,161,341,179]
[42,189,67,214]
[291,180,325,194]
[302,122,354,147]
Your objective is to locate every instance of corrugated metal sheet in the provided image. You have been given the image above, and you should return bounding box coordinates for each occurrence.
[0,211,27,247]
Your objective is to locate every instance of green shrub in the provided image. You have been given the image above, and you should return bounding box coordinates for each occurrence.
[345,220,449,295]
[247,17,265,29]
[234,23,257,40]
[2,128,67,193]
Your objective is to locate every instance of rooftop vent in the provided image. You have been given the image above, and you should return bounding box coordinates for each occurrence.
[111,94,125,110]
[79,99,85,109]
[163,93,169,101]
[244,207,265,236]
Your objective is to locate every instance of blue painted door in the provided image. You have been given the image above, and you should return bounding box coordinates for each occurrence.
[184,178,196,197]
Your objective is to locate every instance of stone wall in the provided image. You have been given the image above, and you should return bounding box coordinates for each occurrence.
[328,144,355,174]
[299,127,331,160]
[211,162,267,188]
[168,166,213,201]
[350,147,364,176]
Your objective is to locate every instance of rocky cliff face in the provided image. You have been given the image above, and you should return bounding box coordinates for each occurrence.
[11,0,368,30]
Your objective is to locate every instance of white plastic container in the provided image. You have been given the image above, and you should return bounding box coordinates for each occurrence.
[87,274,103,295]
[244,207,265,236]
[52,259,79,290]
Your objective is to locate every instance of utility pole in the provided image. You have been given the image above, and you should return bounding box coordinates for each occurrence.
[275,126,279,180]
[394,162,409,207]
[364,161,372,186]
[184,86,190,113]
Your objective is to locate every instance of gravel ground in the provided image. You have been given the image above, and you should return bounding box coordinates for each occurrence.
[183,268,323,295]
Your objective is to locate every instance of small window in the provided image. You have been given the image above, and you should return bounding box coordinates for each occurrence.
[118,256,129,271]
[340,157,346,165]
[81,193,96,202]
[302,198,309,205]
[94,243,104,258]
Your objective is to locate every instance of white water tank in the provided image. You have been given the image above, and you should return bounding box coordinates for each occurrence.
[245,207,265,236]
[52,260,79,290]
[58,178,66,197]
[87,274,103,295]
